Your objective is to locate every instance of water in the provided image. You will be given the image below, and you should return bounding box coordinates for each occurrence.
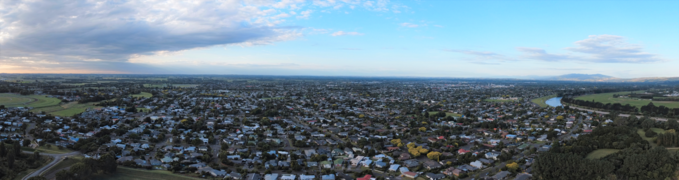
[546,97,563,107]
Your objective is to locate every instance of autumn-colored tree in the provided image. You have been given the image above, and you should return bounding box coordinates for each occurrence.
[391,139,404,147]
[427,151,442,161]
[556,116,564,120]
[407,142,416,149]
[419,127,426,132]
[506,162,519,171]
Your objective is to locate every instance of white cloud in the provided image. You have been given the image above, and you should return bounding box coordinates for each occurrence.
[400,23,419,28]
[331,31,364,36]
[297,10,313,19]
[444,49,514,61]
[519,35,664,63]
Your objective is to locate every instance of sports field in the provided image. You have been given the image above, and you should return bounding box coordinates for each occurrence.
[574,91,679,109]
[0,93,62,108]
[531,94,557,107]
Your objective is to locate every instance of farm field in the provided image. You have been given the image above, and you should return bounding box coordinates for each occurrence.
[93,167,203,180]
[531,94,557,107]
[132,92,153,98]
[574,91,679,109]
[0,93,61,108]
[586,149,620,159]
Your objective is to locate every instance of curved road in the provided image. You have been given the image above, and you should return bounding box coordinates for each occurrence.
[22,151,81,180]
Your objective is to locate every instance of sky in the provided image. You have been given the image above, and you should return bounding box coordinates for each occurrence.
[1,0,678,78]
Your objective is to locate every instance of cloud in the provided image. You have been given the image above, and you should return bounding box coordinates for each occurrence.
[297,10,313,19]
[443,49,514,61]
[331,31,364,36]
[519,35,663,63]
[516,47,573,62]
[0,0,403,73]
[451,35,664,64]
[400,23,419,28]
[565,35,663,63]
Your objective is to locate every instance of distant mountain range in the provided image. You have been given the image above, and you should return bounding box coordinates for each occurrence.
[546,74,615,81]
[531,73,679,82]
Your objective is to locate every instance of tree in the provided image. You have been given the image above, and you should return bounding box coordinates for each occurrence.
[390,139,403,147]
[8,152,15,168]
[98,153,118,174]
[23,139,31,147]
[27,176,47,180]
[0,143,5,157]
[506,162,519,172]
[34,151,41,160]
[419,127,426,132]
[427,151,442,161]
[70,162,93,180]
[13,141,20,156]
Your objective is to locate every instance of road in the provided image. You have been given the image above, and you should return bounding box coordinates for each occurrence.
[22,151,81,180]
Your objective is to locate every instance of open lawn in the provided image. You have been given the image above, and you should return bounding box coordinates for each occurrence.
[30,101,101,117]
[22,145,74,154]
[531,94,557,107]
[484,99,519,103]
[586,149,620,159]
[427,111,462,117]
[132,92,153,98]
[172,84,199,88]
[43,155,85,177]
[93,167,203,180]
[575,91,679,109]
[144,84,166,88]
[638,129,658,147]
[0,93,61,108]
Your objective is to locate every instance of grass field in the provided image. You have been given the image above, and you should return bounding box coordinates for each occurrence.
[172,84,199,88]
[30,101,101,117]
[144,84,166,88]
[575,91,679,109]
[531,94,557,107]
[21,144,74,154]
[93,167,203,180]
[43,155,85,177]
[638,129,658,147]
[132,92,153,98]
[484,99,519,103]
[427,111,462,117]
[586,149,620,159]
[0,93,62,108]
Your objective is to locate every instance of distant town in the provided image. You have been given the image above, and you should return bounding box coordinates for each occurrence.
[1,75,679,180]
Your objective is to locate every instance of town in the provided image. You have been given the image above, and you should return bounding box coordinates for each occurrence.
[2,75,678,180]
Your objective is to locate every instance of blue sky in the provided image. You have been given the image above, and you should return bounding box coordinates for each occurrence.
[1,0,678,78]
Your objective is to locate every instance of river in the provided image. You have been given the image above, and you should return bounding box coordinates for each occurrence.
[546,97,563,107]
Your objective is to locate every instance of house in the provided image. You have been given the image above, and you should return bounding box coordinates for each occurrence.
[425,173,445,180]
[470,160,483,169]
[281,174,296,180]
[389,164,400,172]
[264,173,279,180]
[374,161,387,168]
[357,175,372,180]
[321,174,335,180]
[514,173,532,180]
[403,159,419,168]
[402,172,418,178]
[299,175,315,180]
[424,161,442,170]
[246,173,262,180]
[399,153,411,160]
[485,151,501,160]
[493,171,511,180]
[227,172,243,180]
